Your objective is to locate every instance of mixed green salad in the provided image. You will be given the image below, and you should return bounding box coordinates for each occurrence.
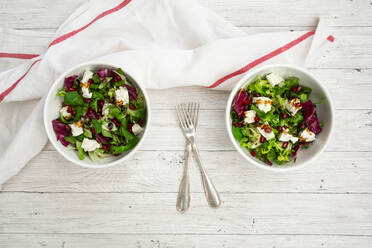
[52,67,146,161]
[231,72,323,166]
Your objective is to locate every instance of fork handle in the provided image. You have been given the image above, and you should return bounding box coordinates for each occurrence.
[191,143,221,208]
[176,142,191,213]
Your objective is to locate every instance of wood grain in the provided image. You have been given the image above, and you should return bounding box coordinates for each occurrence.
[2,151,372,194]
[0,192,371,235]
[1,234,371,248]
[1,0,372,246]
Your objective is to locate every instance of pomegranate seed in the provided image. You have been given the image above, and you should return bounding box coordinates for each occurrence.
[88,79,93,84]
[260,135,265,143]
[299,123,305,129]
[277,126,283,132]
[265,159,273,166]
[102,144,108,151]
[250,151,256,157]
[301,142,309,146]
[297,86,302,92]
[69,88,75,91]
[112,77,118,82]
[254,116,260,122]
[234,122,242,128]
[98,100,104,107]
[91,128,96,135]
[138,120,144,126]
[282,142,288,148]
[294,157,297,163]
[115,74,121,80]
[129,104,135,110]
[291,87,297,92]
[87,108,93,114]
[296,102,302,108]
[282,112,287,119]
[244,105,250,111]
[62,102,67,107]
[67,106,72,113]
[264,127,271,133]
[127,124,133,133]
[97,115,102,119]
[98,107,102,113]
[71,111,76,116]
[243,97,252,105]
[253,93,260,97]
[83,98,91,103]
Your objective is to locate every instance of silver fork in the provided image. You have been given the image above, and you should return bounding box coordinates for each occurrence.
[176,102,198,213]
[176,103,221,209]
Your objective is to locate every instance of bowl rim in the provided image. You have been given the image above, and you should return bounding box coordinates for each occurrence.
[43,61,151,169]
[225,64,334,172]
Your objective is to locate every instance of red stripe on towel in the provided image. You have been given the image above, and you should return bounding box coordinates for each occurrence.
[0,59,41,102]
[0,53,39,59]
[206,30,316,88]
[48,0,132,47]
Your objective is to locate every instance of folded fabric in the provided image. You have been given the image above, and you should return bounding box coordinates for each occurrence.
[0,0,334,187]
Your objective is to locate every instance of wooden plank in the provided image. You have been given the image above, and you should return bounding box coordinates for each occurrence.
[0,233,371,248]
[42,108,372,152]
[1,0,371,28]
[2,151,372,194]
[0,192,371,235]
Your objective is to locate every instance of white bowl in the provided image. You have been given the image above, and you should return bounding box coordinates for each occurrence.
[44,62,151,168]
[225,64,334,172]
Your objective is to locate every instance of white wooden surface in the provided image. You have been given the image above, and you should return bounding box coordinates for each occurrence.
[1,0,372,247]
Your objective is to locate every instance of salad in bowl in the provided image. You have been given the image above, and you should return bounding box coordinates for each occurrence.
[226,65,334,171]
[44,63,150,168]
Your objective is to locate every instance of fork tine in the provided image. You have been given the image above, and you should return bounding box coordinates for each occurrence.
[176,104,186,129]
[194,102,200,127]
[181,104,193,128]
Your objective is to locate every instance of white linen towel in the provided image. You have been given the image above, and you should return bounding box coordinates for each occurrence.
[0,0,334,187]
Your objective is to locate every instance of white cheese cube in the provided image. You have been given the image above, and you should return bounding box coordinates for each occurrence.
[81,138,101,152]
[69,120,83,137]
[132,123,143,136]
[266,73,284,87]
[59,106,71,120]
[285,98,302,116]
[243,110,256,124]
[115,86,129,106]
[299,128,316,142]
[257,122,275,140]
[278,127,299,143]
[253,97,273,113]
[81,87,92,99]
[82,70,93,83]
[80,70,94,99]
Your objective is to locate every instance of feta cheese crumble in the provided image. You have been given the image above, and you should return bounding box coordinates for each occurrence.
[80,70,94,99]
[115,86,129,106]
[81,138,101,152]
[243,110,256,124]
[285,98,302,116]
[132,123,143,136]
[278,127,299,143]
[266,73,284,87]
[299,128,316,142]
[253,97,273,113]
[59,106,71,120]
[69,120,83,137]
[257,122,275,140]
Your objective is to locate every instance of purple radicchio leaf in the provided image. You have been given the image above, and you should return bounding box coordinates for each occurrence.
[232,89,247,118]
[52,118,70,147]
[64,75,78,91]
[123,84,138,101]
[95,134,107,144]
[302,100,322,134]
